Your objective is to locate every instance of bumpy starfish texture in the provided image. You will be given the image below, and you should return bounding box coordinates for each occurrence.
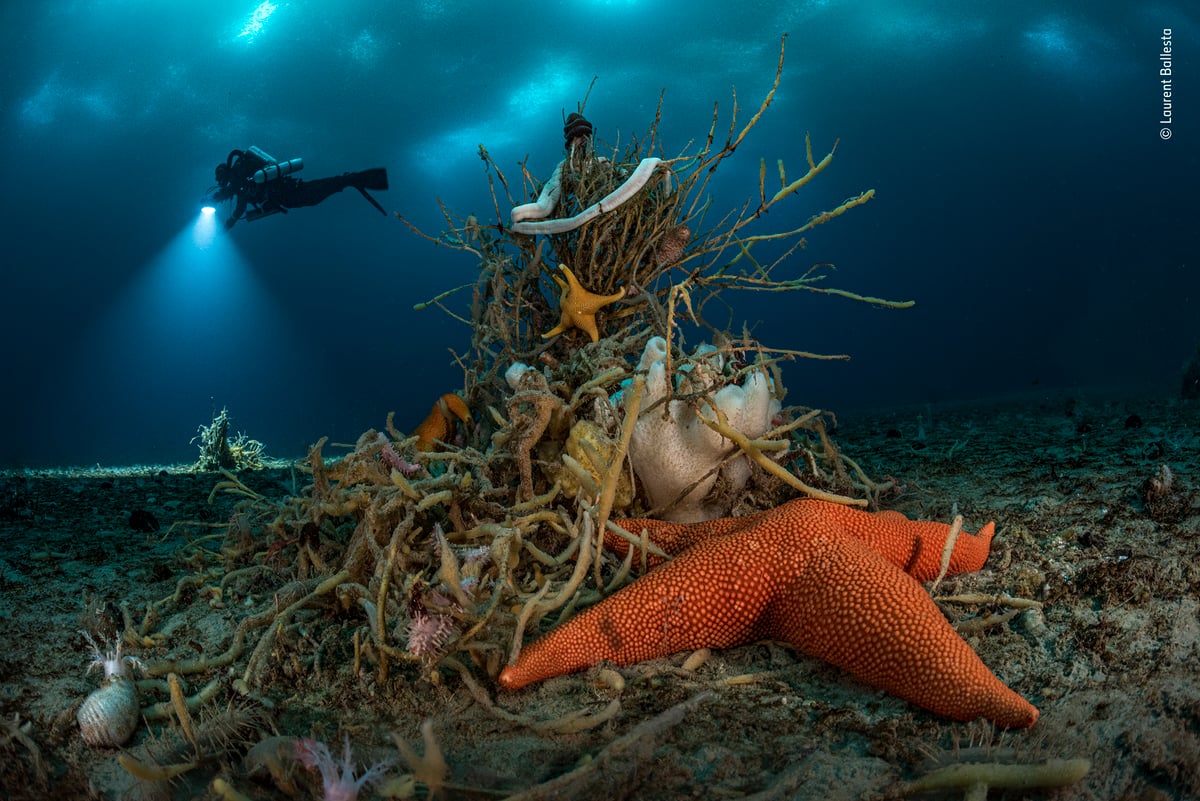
[498,498,1039,729]
[541,265,625,343]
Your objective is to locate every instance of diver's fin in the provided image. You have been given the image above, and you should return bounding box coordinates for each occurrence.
[355,187,387,216]
[356,167,388,191]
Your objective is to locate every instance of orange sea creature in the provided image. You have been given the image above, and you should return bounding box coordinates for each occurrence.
[499,498,1039,728]
[541,265,625,343]
[414,393,472,451]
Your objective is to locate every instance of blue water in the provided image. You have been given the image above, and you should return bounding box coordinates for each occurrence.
[1,0,1194,468]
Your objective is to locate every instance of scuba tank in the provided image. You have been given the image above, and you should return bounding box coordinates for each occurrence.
[253,157,303,184]
[254,155,304,183]
[247,145,304,184]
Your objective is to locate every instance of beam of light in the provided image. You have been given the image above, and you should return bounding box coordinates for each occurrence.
[193,207,219,249]
[60,216,296,463]
[238,1,277,42]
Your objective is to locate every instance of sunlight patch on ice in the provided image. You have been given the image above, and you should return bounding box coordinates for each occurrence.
[1023,15,1128,79]
[411,123,516,175]
[1022,17,1080,64]
[1024,19,1072,55]
[1021,17,1084,69]
[237,1,278,43]
[78,87,117,120]
[865,7,988,51]
[19,77,60,127]
[17,74,120,128]
[507,61,581,117]
[418,0,448,19]
[347,29,380,67]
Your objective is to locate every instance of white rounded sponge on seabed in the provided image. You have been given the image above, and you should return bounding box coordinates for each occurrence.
[627,336,781,522]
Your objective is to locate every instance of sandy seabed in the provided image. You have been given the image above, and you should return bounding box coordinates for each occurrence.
[1,391,1197,801]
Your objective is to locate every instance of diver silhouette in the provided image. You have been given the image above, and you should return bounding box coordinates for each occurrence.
[207,146,388,230]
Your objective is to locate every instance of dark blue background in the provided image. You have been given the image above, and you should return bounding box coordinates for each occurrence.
[1,1,1194,467]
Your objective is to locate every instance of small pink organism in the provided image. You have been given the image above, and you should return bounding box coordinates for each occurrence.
[295,733,392,801]
[405,586,457,664]
[375,432,421,476]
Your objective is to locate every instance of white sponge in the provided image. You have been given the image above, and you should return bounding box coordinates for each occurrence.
[627,337,781,522]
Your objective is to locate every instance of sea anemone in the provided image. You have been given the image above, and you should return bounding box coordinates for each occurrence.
[77,632,143,748]
[295,733,391,801]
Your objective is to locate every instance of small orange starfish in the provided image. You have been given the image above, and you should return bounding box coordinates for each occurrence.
[541,265,625,343]
[499,498,1039,728]
[414,393,472,451]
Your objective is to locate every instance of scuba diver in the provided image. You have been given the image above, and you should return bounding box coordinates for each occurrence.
[206,146,389,230]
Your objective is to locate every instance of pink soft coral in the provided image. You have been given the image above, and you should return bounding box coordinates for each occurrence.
[296,733,391,801]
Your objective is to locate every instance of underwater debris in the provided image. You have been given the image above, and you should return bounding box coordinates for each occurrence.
[127,507,160,532]
[191,407,266,470]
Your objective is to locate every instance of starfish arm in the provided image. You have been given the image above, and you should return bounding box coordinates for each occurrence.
[575,314,601,343]
[498,534,770,690]
[609,499,993,579]
[559,265,587,296]
[580,287,628,311]
[607,512,768,568]
[541,318,570,340]
[769,531,1038,728]
[808,500,995,580]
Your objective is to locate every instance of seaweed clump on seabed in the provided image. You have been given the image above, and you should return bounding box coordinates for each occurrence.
[190,406,267,471]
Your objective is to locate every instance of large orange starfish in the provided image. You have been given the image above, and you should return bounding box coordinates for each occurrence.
[541,265,625,343]
[498,498,1039,728]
